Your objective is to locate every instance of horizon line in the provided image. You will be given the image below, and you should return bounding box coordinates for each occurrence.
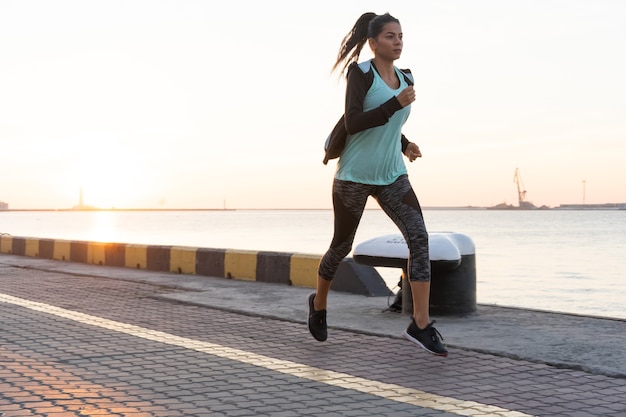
[2,203,626,212]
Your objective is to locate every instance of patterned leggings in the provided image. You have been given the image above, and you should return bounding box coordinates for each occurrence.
[318,174,430,282]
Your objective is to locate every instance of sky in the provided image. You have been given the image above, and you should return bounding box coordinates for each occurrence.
[1,0,625,210]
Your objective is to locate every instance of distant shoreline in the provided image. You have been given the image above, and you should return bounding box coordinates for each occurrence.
[1,205,625,212]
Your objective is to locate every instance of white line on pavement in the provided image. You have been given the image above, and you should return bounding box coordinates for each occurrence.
[0,292,536,417]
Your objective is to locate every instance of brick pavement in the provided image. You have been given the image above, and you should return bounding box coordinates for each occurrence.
[1,262,625,417]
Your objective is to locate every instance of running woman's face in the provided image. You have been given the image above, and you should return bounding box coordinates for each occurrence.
[370,22,403,61]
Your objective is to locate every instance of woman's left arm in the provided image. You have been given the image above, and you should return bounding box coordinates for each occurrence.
[403,140,422,162]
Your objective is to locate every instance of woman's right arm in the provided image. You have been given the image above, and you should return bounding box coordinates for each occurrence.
[343,63,405,135]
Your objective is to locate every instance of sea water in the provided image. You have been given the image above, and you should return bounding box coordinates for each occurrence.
[1,209,624,320]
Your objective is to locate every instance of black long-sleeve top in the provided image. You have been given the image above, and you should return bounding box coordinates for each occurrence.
[323,61,413,164]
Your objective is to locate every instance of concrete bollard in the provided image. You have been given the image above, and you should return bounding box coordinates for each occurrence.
[353,232,477,316]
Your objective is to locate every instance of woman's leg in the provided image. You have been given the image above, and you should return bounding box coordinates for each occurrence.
[309,180,369,341]
[375,176,430,323]
[316,179,370,308]
[314,276,332,311]
[375,175,447,355]
[409,281,431,329]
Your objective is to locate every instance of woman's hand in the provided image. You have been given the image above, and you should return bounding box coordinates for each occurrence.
[404,142,422,162]
[396,86,416,107]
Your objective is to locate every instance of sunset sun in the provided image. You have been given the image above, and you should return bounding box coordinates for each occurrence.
[71,137,145,209]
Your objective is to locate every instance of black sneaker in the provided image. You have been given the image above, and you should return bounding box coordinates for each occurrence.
[307,293,327,341]
[403,318,448,356]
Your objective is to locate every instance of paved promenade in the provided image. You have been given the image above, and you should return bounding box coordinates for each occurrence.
[1,254,625,417]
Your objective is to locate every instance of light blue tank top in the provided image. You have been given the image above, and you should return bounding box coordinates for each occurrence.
[335,66,411,185]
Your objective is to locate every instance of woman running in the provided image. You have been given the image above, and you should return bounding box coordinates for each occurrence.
[308,12,447,356]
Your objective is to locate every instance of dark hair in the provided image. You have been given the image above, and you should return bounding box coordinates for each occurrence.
[332,12,400,75]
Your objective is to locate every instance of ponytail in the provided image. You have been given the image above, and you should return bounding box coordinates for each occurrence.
[332,12,400,76]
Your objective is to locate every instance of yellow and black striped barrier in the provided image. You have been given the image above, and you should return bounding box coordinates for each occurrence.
[0,235,391,297]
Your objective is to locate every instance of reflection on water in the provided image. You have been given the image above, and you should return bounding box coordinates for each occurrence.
[88,211,118,243]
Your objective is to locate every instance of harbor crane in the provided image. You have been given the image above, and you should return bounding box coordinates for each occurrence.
[513,168,535,209]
